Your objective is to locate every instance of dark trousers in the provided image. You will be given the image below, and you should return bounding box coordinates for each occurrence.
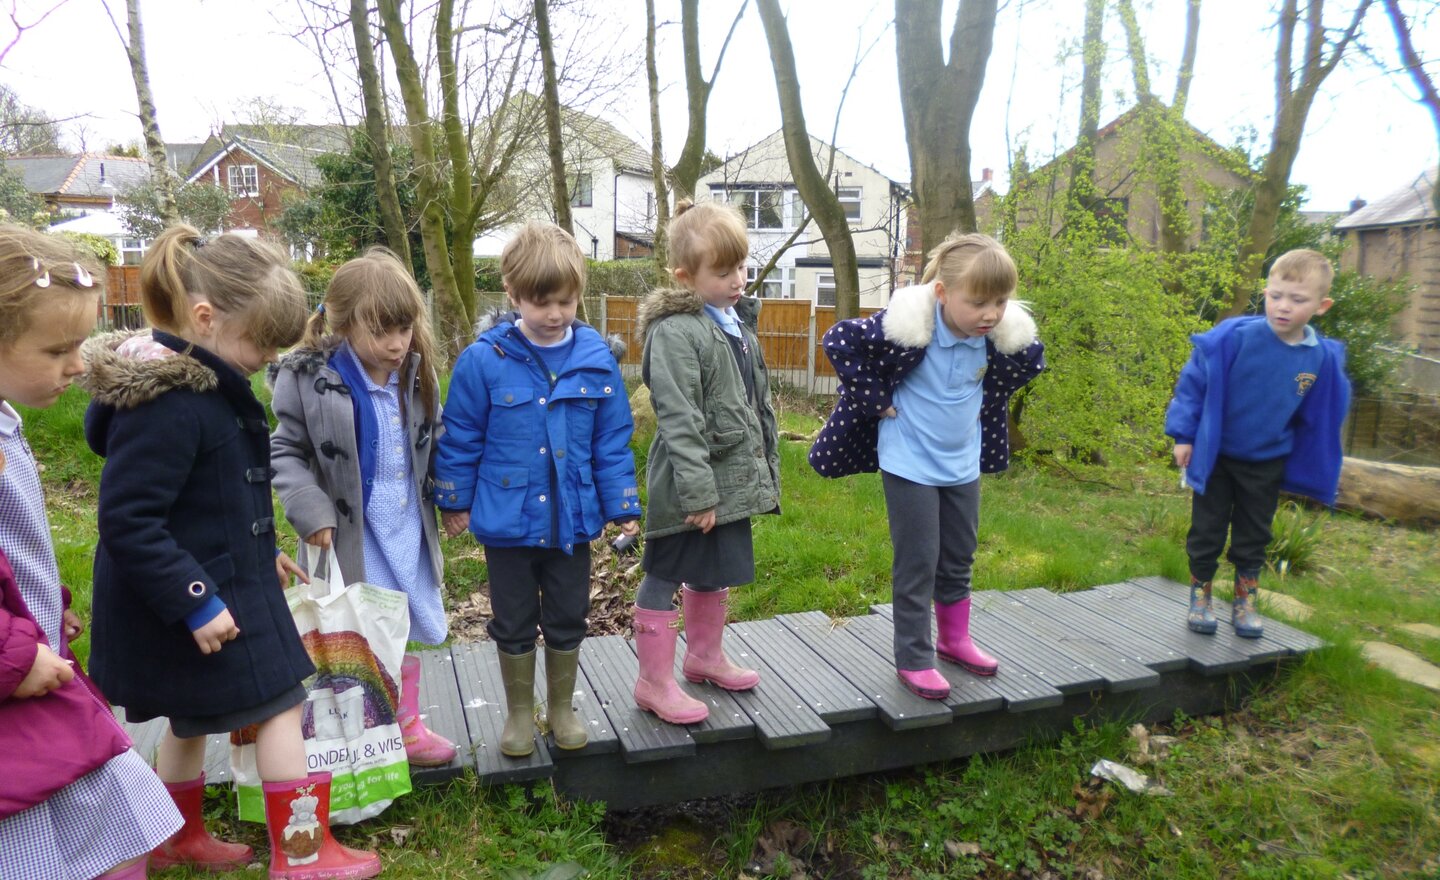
[882,471,980,671]
[484,544,592,654]
[1186,455,1286,582]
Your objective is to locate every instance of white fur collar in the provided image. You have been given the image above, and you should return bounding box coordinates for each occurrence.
[881,282,1037,355]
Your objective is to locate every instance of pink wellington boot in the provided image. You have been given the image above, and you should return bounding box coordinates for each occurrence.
[399,654,457,767]
[897,667,951,700]
[95,856,149,879]
[680,587,760,690]
[935,597,999,676]
[262,772,380,880]
[632,606,709,725]
[150,775,254,870]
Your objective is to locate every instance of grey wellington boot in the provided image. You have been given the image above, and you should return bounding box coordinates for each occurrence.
[497,649,537,757]
[544,646,588,750]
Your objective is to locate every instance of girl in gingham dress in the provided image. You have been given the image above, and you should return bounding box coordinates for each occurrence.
[0,225,180,880]
[270,248,456,766]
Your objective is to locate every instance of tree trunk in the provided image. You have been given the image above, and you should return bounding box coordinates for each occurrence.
[670,0,747,202]
[437,0,479,333]
[377,0,462,352]
[756,0,861,319]
[123,0,175,225]
[1383,0,1440,215]
[350,0,410,268]
[894,0,998,255]
[1067,0,1105,218]
[1335,456,1440,528]
[645,0,670,270]
[1173,0,1201,115]
[1223,0,1371,319]
[535,0,573,239]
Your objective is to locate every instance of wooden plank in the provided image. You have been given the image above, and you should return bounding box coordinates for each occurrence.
[451,641,553,784]
[117,709,233,784]
[672,633,758,745]
[1065,583,1260,674]
[777,611,953,731]
[852,609,1064,712]
[729,618,875,723]
[1009,588,1189,673]
[977,592,1162,693]
[1126,576,1325,655]
[720,623,831,749]
[408,647,471,783]
[533,647,620,757]
[578,635,695,764]
[1120,578,1291,665]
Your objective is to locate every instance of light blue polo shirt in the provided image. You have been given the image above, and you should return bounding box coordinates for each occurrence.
[877,302,988,486]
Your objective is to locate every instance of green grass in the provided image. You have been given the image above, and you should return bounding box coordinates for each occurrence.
[15,382,1440,878]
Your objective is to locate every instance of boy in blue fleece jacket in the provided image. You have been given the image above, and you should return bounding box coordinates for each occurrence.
[1164,249,1351,638]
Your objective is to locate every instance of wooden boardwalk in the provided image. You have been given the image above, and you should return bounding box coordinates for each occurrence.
[119,576,1324,810]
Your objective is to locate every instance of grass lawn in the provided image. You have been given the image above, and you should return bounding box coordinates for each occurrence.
[14,382,1440,879]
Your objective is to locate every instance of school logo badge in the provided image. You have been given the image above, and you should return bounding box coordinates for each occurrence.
[1295,372,1317,396]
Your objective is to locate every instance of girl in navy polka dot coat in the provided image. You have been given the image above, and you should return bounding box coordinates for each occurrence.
[809,233,1044,701]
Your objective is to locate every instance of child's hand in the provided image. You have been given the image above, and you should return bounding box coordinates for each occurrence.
[275,550,309,587]
[442,510,470,538]
[882,406,898,418]
[1173,443,1193,469]
[684,508,717,534]
[62,609,84,642]
[193,610,240,655]
[618,520,640,537]
[14,643,74,698]
[306,528,334,550]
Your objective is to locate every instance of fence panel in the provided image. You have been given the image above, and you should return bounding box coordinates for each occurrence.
[1345,393,1440,466]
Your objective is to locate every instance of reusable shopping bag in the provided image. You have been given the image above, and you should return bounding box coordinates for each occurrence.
[232,549,412,824]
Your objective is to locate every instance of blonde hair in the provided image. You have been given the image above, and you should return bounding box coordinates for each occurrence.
[0,224,103,346]
[1268,249,1334,295]
[303,247,439,417]
[499,221,586,303]
[667,199,749,277]
[920,232,1017,301]
[141,224,307,350]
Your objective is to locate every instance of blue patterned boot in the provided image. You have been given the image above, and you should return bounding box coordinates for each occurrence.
[1232,575,1264,639]
[1187,578,1217,634]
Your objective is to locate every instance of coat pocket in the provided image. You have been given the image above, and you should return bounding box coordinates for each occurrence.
[571,464,603,537]
[475,465,529,540]
[488,386,535,441]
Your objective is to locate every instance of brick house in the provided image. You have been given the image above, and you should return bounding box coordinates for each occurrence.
[1334,169,1440,357]
[183,125,349,238]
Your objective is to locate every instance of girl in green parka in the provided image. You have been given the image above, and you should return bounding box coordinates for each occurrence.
[632,200,781,726]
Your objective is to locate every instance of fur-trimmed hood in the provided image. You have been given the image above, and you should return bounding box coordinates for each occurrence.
[881,283,1037,355]
[80,330,218,410]
[637,288,761,341]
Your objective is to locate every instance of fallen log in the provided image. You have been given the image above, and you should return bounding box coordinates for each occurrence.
[1334,456,1440,528]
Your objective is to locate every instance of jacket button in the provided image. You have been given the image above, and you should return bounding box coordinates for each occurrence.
[539,447,547,454]
[539,494,547,502]
[502,478,510,487]
[539,397,546,405]
[604,386,612,393]
[187,581,206,597]
[580,387,587,394]
[448,493,457,502]
[555,449,565,459]
[505,393,514,403]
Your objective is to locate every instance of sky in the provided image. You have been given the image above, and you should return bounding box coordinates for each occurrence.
[1,0,1434,212]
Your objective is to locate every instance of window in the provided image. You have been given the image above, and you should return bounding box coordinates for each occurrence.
[837,186,862,222]
[120,237,147,266]
[747,266,792,299]
[227,164,259,198]
[571,172,593,207]
[728,188,784,230]
[817,272,836,306]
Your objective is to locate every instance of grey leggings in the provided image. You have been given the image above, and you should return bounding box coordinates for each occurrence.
[636,574,723,610]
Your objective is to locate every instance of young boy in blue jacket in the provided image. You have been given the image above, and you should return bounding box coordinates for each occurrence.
[1165,249,1351,638]
[434,222,641,757]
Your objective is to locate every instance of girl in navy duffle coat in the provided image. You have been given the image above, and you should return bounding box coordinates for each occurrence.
[83,225,380,879]
[810,233,1045,702]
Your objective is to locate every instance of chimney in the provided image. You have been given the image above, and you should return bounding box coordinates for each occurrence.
[1348,196,1366,214]
[982,167,993,182]
[98,162,106,185]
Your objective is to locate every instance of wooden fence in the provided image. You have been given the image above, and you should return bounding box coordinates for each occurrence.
[1345,392,1440,466]
[597,295,877,392]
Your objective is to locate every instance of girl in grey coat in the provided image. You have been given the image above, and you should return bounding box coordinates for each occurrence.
[632,201,781,726]
[269,248,456,767]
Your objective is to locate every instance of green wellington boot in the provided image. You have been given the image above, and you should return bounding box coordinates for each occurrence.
[497,649,537,757]
[544,646,588,750]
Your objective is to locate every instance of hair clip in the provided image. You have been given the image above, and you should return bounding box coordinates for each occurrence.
[316,303,326,316]
[190,237,206,249]
[73,263,94,288]
[31,257,49,288]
